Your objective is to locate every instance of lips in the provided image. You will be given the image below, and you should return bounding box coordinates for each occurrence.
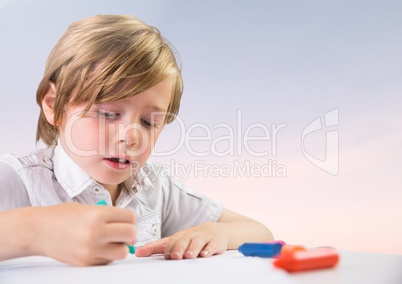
[103,157,131,169]
[106,157,130,164]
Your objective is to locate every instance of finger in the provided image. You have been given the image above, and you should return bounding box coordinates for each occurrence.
[101,223,136,245]
[101,207,136,224]
[165,234,194,260]
[183,235,209,259]
[97,243,129,261]
[74,244,128,266]
[135,237,170,257]
[199,239,226,258]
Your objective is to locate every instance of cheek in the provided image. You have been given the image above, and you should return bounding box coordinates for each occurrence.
[64,117,101,151]
[145,129,162,152]
[150,129,162,146]
[133,129,161,158]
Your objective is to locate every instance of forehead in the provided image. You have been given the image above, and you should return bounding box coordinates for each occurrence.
[104,77,173,111]
[147,78,173,109]
[98,72,172,98]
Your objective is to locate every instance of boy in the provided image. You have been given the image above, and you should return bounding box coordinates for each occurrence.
[0,14,273,266]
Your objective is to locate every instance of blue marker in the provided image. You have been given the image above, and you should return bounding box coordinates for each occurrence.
[96,200,136,254]
[238,242,283,258]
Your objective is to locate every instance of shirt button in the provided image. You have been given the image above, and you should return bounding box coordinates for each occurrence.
[133,184,141,194]
[151,224,159,236]
[94,187,100,193]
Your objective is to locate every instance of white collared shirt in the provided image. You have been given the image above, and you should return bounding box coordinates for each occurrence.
[0,144,223,246]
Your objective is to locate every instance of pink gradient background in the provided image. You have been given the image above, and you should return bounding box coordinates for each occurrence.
[1,1,401,254]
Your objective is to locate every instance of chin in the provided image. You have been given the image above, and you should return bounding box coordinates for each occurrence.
[95,174,128,186]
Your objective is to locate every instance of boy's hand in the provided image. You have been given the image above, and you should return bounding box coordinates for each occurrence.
[135,223,228,260]
[29,203,136,266]
[135,208,274,260]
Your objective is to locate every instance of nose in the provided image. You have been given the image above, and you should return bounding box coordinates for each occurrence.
[118,123,141,148]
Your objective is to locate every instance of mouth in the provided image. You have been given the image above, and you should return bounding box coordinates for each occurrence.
[105,157,131,164]
[103,157,132,169]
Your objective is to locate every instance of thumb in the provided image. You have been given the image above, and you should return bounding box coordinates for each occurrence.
[135,237,170,257]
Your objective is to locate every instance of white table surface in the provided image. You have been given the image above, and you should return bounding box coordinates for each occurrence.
[0,250,401,284]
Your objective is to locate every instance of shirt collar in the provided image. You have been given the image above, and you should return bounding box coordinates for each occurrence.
[121,163,154,195]
[52,142,98,198]
[52,142,153,199]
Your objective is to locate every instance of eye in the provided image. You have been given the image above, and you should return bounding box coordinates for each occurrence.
[99,110,120,120]
[141,118,157,128]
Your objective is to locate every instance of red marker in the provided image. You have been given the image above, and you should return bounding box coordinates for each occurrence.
[273,246,339,272]
[280,244,306,254]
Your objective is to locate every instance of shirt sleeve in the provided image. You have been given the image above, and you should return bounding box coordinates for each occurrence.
[160,173,224,238]
[0,155,31,211]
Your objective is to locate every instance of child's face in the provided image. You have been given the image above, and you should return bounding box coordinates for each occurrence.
[58,78,172,190]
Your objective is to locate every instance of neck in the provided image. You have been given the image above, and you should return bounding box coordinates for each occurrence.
[101,183,122,206]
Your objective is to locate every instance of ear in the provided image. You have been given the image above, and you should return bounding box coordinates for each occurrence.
[42,82,57,125]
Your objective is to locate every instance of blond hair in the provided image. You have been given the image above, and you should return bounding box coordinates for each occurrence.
[36,14,183,146]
